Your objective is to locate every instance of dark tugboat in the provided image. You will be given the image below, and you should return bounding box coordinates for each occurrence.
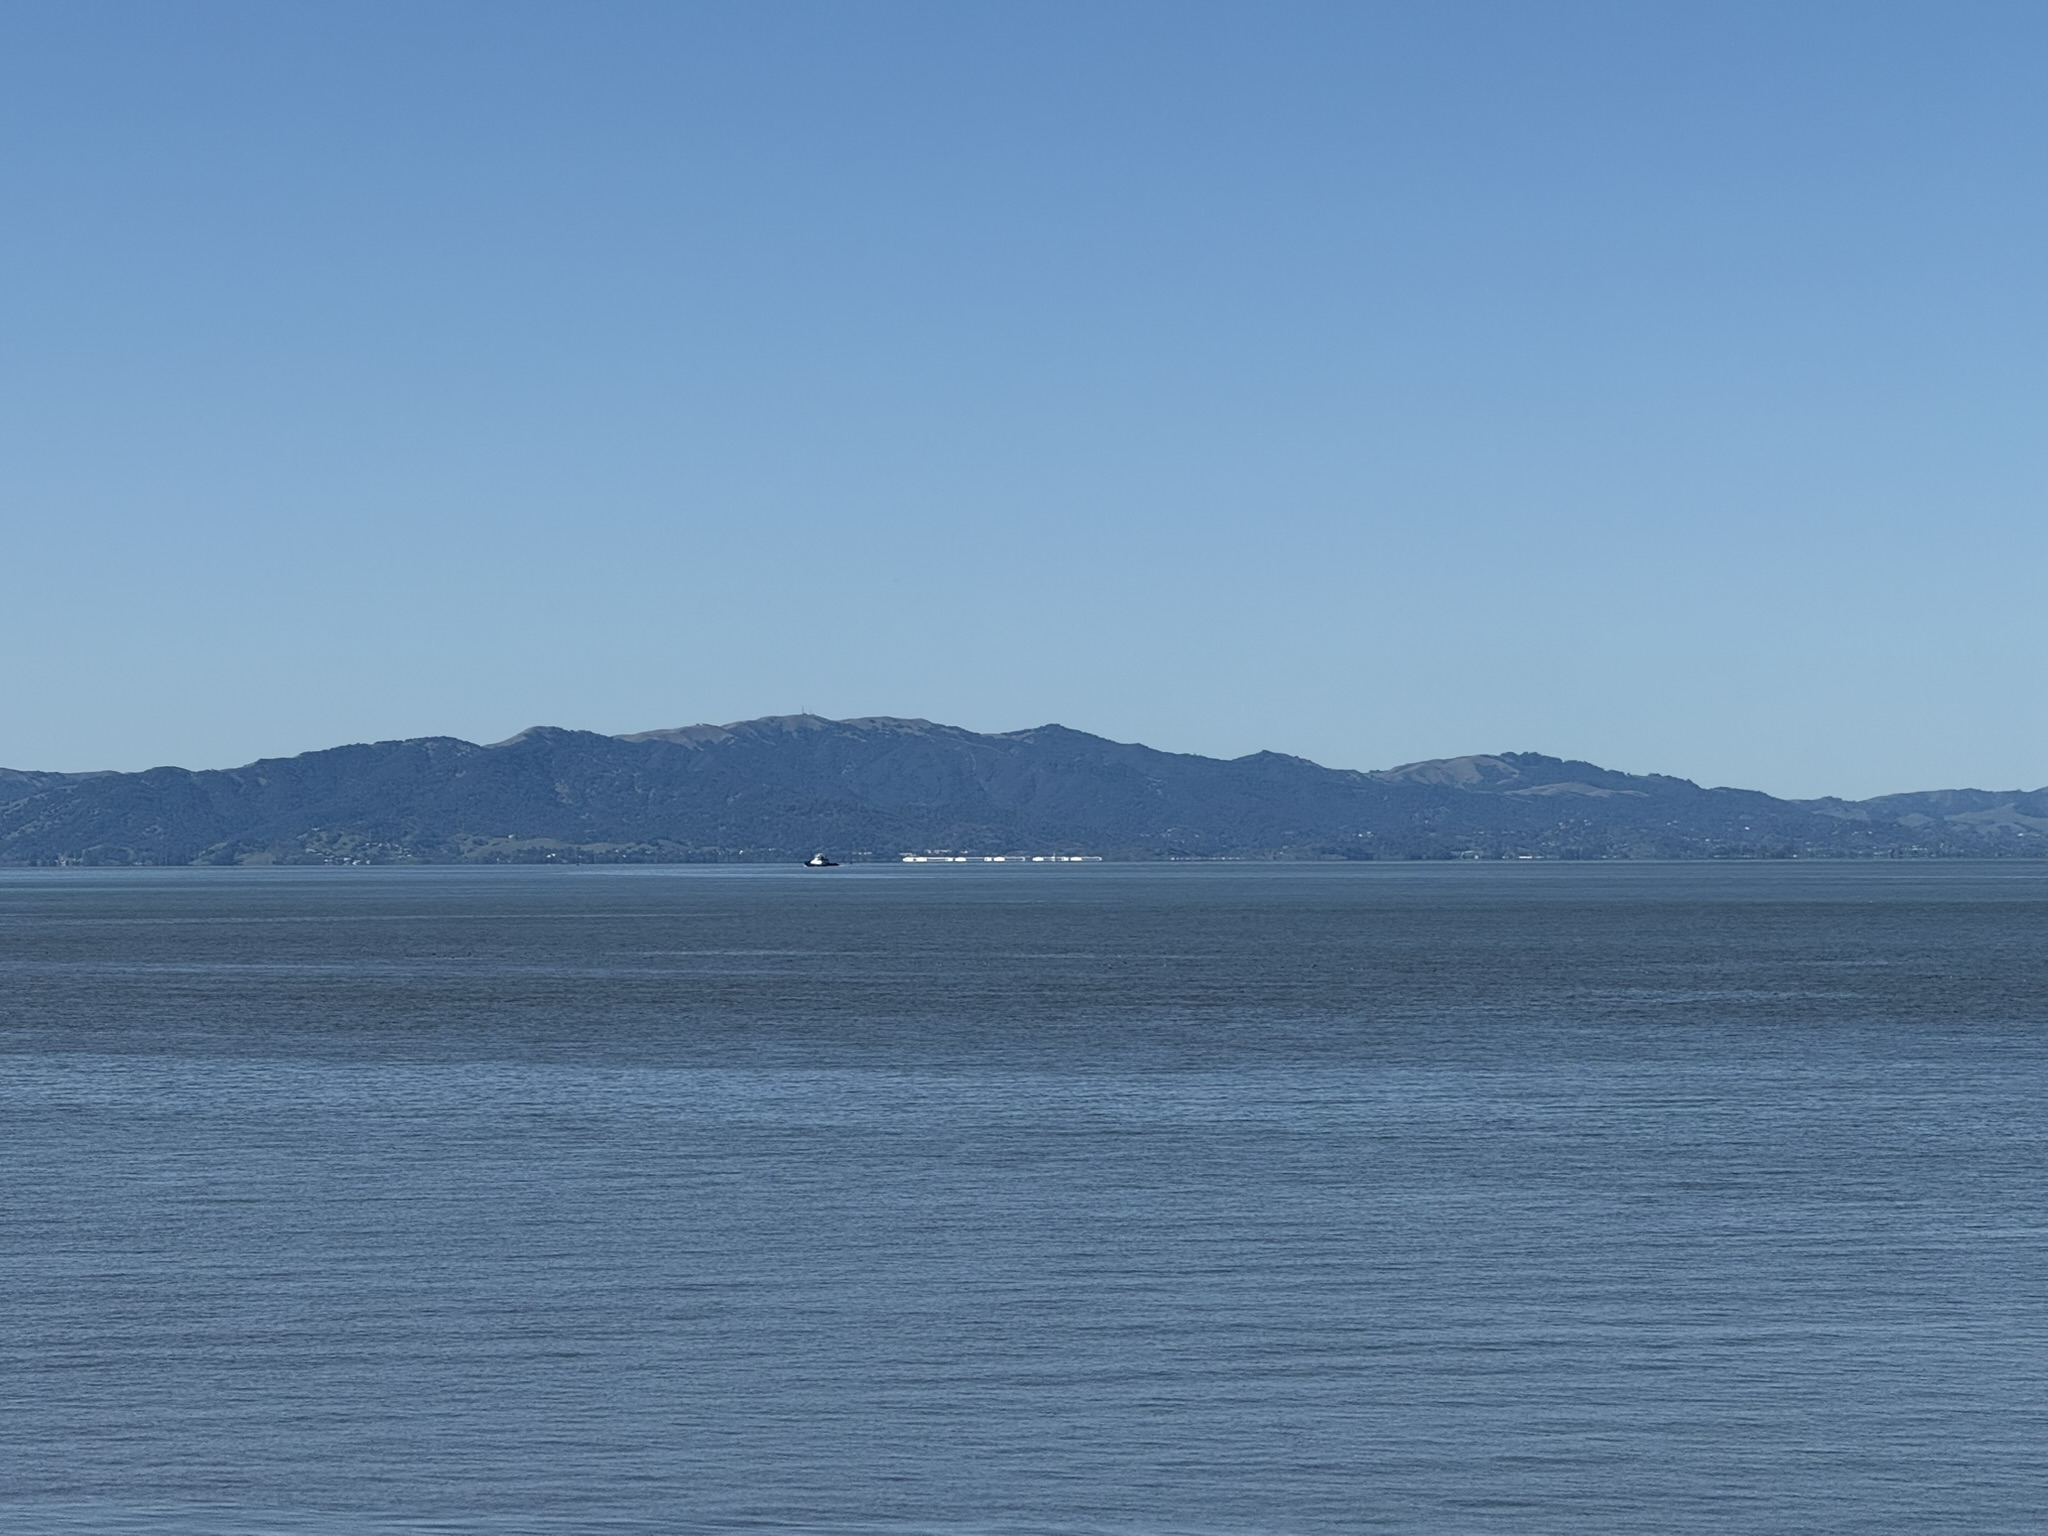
[804,852,839,868]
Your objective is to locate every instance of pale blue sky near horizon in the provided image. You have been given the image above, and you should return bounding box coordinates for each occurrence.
[3,1,2045,799]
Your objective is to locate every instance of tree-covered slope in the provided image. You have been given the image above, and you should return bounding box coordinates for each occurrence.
[0,715,2040,864]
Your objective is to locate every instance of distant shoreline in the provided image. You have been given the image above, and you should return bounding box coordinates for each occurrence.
[4,715,2043,866]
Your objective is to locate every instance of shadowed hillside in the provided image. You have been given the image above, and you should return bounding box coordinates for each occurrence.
[1,715,2042,864]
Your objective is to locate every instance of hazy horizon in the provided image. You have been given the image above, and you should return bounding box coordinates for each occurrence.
[9,711,2043,804]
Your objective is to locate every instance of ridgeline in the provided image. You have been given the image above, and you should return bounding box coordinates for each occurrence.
[3,715,2044,865]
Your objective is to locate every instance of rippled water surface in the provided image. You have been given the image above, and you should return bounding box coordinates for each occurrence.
[1,862,2043,1534]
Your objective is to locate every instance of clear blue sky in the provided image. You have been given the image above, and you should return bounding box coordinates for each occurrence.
[3,1,2044,798]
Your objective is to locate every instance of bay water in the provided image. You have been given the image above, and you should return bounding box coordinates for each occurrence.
[1,863,2043,1534]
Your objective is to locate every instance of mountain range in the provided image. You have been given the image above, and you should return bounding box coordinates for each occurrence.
[3,714,2045,865]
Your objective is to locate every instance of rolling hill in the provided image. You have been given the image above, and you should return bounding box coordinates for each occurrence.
[1,714,2042,864]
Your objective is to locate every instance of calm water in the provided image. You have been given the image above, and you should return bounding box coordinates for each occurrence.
[1,862,2043,1535]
